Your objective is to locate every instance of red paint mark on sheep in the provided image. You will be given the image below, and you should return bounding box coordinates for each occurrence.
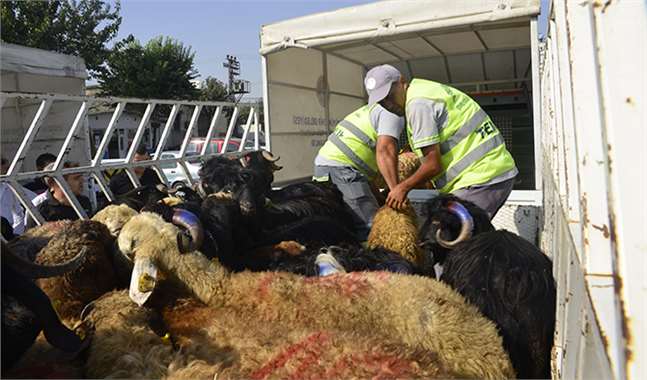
[323,352,415,379]
[256,273,276,300]
[303,271,391,297]
[286,335,330,380]
[250,331,331,380]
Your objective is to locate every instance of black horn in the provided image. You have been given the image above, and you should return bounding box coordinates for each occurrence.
[2,246,88,279]
[261,150,280,162]
[436,201,474,249]
[172,209,204,253]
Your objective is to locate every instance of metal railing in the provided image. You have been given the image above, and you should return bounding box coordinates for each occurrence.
[0,92,267,226]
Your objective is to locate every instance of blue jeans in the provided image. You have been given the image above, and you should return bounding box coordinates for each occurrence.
[313,165,378,241]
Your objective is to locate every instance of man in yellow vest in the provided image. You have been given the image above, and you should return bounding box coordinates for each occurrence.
[314,66,405,239]
[368,64,518,219]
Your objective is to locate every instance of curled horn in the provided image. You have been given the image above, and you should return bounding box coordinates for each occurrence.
[435,201,474,249]
[239,156,251,168]
[3,246,88,279]
[261,150,280,162]
[156,183,169,194]
[172,209,204,253]
[197,182,209,198]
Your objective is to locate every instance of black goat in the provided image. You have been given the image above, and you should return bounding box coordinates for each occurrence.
[420,194,556,379]
[198,194,358,272]
[198,153,357,244]
[266,244,418,276]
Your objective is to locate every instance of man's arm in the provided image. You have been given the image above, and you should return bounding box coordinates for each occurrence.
[401,144,442,189]
[376,135,399,190]
[385,144,442,209]
[385,98,447,209]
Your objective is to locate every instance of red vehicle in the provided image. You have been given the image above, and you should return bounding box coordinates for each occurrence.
[186,138,242,155]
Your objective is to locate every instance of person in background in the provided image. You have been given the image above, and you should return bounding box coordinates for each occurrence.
[24,153,57,194]
[109,145,162,196]
[0,157,36,236]
[25,161,93,229]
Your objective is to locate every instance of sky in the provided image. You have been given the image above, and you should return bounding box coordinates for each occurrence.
[112,0,375,98]
[110,0,549,98]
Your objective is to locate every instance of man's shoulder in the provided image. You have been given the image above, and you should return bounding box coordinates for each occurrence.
[408,97,442,109]
[370,104,404,128]
[142,168,162,185]
[110,170,128,181]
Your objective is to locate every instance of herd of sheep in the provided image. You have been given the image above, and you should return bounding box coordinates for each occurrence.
[2,150,555,379]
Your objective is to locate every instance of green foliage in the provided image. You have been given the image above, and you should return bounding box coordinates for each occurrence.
[236,99,264,130]
[199,76,229,102]
[98,35,199,100]
[0,0,121,78]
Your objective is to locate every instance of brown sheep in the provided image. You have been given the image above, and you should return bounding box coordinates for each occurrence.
[372,152,434,190]
[81,290,177,378]
[367,204,427,268]
[91,204,139,238]
[33,220,117,323]
[81,285,489,379]
[160,296,459,379]
[114,212,515,379]
[7,220,71,262]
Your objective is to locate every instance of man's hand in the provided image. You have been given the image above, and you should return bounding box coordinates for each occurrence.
[385,144,441,210]
[386,182,411,210]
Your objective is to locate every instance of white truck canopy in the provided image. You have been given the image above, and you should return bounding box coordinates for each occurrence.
[261,0,539,55]
[1,42,87,82]
[260,0,540,183]
[1,43,89,174]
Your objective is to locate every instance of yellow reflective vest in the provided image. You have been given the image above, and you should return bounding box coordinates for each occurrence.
[317,105,379,179]
[406,79,517,193]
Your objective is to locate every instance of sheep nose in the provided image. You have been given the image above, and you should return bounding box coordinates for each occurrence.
[319,247,328,254]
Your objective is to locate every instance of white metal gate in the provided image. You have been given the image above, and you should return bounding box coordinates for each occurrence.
[0,92,266,226]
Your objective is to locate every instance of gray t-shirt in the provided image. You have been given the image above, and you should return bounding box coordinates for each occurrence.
[315,104,404,167]
[407,98,447,151]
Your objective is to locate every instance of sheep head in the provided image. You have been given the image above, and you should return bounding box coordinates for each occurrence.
[139,201,205,254]
[419,195,494,264]
[118,212,189,305]
[199,156,266,217]
[92,204,138,238]
[119,211,227,306]
[434,201,474,248]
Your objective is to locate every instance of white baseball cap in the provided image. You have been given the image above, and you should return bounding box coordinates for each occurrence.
[365,64,402,106]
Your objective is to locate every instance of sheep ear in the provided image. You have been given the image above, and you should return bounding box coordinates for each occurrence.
[129,256,158,306]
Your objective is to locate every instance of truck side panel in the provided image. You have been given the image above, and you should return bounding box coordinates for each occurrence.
[541,1,646,378]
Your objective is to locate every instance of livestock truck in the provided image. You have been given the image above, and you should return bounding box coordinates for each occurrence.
[259,0,645,379]
[0,1,644,379]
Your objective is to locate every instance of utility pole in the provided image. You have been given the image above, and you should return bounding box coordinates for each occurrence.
[223,55,250,102]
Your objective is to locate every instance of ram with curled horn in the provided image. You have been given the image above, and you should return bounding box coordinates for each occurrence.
[418,194,556,379]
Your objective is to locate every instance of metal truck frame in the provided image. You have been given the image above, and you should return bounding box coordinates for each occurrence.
[0,92,266,225]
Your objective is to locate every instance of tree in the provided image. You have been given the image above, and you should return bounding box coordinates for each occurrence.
[1,0,121,77]
[234,99,265,140]
[98,35,199,100]
[199,77,229,102]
